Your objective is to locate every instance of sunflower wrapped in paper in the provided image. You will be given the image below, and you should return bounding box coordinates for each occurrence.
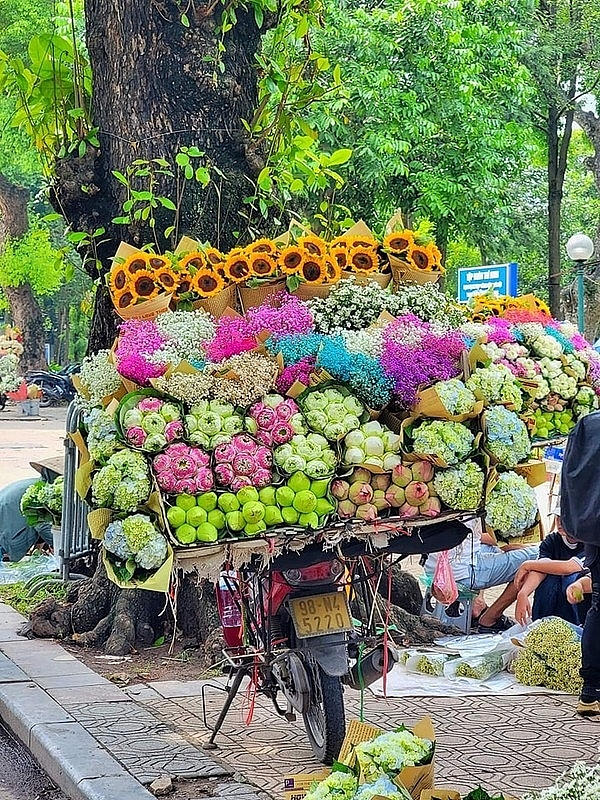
[383,218,445,287]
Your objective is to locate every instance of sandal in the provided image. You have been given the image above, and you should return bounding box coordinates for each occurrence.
[477,614,515,634]
[470,606,489,630]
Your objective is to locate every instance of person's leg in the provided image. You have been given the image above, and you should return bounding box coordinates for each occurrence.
[578,561,600,715]
[471,545,539,629]
[477,582,518,628]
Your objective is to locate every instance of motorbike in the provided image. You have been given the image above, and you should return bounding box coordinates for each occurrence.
[0,392,6,411]
[26,369,77,407]
[205,517,470,763]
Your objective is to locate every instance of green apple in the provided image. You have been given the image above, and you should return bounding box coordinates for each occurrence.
[218,493,240,513]
[166,506,186,529]
[242,501,265,524]
[175,523,197,544]
[236,486,259,505]
[186,506,207,527]
[226,510,246,532]
[276,486,295,507]
[244,520,267,536]
[197,491,218,512]
[176,493,196,512]
[259,486,277,506]
[196,522,219,542]
[208,509,226,530]
[264,505,283,526]
[298,512,319,529]
[281,506,299,524]
[315,497,335,516]
[310,479,330,498]
[288,471,311,494]
[293,490,317,514]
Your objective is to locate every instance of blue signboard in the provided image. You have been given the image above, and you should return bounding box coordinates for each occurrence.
[457,263,518,303]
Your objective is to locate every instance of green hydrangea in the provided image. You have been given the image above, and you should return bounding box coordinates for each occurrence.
[435,378,476,415]
[411,420,474,465]
[433,462,484,510]
[485,471,537,537]
[92,450,150,512]
[466,364,523,411]
[483,406,531,468]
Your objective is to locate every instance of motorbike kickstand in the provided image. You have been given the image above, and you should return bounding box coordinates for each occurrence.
[203,666,249,750]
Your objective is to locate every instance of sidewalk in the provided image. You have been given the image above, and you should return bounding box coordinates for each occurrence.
[0,601,598,800]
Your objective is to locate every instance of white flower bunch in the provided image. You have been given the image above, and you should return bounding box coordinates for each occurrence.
[0,352,21,393]
[549,373,577,400]
[514,322,546,343]
[530,334,564,359]
[562,353,587,381]
[79,350,122,405]
[340,328,384,359]
[150,310,215,366]
[521,762,600,800]
[433,461,484,510]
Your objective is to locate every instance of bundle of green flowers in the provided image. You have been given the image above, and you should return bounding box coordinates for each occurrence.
[104,514,168,574]
[91,450,151,512]
[0,352,21,394]
[433,461,485,511]
[466,364,523,411]
[483,406,531,468]
[435,378,477,415]
[485,471,537,537]
[20,477,64,526]
[410,419,475,466]
[573,385,599,418]
[354,729,433,783]
[513,618,582,694]
[184,399,245,450]
[299,385,365,441]
[452,653,505,681]
[342,420,402,471]
[85,407,122,463]
[274,433,337,478]
[304,771,358,800]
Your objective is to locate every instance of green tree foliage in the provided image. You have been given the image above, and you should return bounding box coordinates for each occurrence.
[0,221,65,297]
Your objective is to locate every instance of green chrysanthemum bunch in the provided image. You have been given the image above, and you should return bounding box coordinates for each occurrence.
[514,618,582,694]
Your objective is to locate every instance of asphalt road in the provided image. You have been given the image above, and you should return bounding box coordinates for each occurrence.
[0,723,66,800]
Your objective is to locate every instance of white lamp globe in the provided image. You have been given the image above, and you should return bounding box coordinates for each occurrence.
[566,233,594,262]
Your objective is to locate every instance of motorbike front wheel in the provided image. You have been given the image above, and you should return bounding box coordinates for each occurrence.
[302,663,345,764]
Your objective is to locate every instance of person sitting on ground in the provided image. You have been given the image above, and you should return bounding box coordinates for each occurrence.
[424,516,539,633]
[514,506,589,626]
[0,458,62,562]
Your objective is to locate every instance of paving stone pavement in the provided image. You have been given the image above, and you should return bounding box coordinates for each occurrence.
[129,677,600,799]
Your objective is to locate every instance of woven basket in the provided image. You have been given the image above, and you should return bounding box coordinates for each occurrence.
[341,270,391,289]
[238,277,287,312]
[388,255,441,287]
[192,283,237,317]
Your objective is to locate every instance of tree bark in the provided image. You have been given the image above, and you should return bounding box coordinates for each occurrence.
[0,174,48,373]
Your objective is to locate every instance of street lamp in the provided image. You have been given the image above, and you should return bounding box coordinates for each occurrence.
[566,233,594,334]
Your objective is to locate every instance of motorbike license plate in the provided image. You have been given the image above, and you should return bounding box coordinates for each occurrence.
[289,592,352,639]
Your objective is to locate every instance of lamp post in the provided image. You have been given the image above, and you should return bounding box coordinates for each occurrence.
[566,233,595,334]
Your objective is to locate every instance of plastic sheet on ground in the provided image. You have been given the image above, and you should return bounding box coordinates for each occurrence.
[371,630,569,697]
[0,551,58,585]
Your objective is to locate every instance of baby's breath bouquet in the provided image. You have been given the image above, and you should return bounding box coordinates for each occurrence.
[521,762,600,800]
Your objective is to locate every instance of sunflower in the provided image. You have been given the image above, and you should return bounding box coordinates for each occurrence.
[330,245,348,270]
[147,255,171,271]
[155,266,178,292]
[279,246,304,274]
[224,248,251,282]
[300,256,326,284]
[299,235,327,257]
[109,265,130,295]
[122,253,150,275]
[180,251,208,273]
[329,235,352,250]
[532,297,551,315]
[191,268,225,298]
[383,230,414,254]
[248,252,276,278]
[405,243,435,271]
[425,242,444,271]
[347,246,378,273]
[114,288,136,310]
[247,238,277,255]
[204,246,225,267]
[131,270,160,300]
[323,257,342,284]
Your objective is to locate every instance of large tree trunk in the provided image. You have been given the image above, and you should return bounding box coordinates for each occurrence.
[0,174,48,373]
[51,1,264,354]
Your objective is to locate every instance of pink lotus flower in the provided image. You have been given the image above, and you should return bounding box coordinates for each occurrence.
[127,426,147,447]
[138,397,163,413]
[255,446,273,469]
[233,454,255,476]
[233,433,257,454]
[231,476,252,491]
[271,424,293,445]
[253,469,272,488]
[165,420,184,442]
[195,468,214,492]
[276,400,297,421]
[177,477,197,494]
[255,407,277,430]
[158,472,177,493]
[214,442,235,463]
[153,453,170,473]
[255,430,272,446]
[215,464,235,485]
[173,457,196,479]
[167,442,189,457]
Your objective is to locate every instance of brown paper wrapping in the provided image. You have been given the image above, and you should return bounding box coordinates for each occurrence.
[490,513,543,547]
[420,790,461,800]
[389,254,441,287]
[87,508,112,540]
[193,283,238,318]
[69,430,90,465]
[238,277,287,312]
[292,282,333,301]
[514,459,548,488]
[75,460,95,500]
[113,291,173,321]
[341,270,391,289]
[413,386,484,422]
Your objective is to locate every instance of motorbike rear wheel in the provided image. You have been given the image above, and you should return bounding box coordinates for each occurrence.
[39,391,53,408]
[302,663,345,764]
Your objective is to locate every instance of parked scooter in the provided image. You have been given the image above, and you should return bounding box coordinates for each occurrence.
[26,370,76,407]
[206,518,470,763]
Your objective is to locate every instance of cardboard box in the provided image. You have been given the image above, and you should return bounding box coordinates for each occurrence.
[283,771,330,800]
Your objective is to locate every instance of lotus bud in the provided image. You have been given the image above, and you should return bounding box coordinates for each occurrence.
[419,497,442,518]
[405,481,430,507]
[383,454,403,471]
[343,415,361,431]
[263,393,284,409]
[383,431,401,452]
[307,433,328,450]
[411,460,434,483]
[372,489,391,512]
[351,467,372,484]
[391,464,412,487]
[344,429,365,449]
[363,456,384,470]
[362,420,382,436]
[234,433,257,453]
[385,485,405,508]
[398,502,420,519]
[345,447,365,465]
[348,482,374,505]
[371,473,391,492]
[364,436,384,457]
[324,422,347,440]
[337,499,357,519]
[331,479,350,500]
[356,503,378,522]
